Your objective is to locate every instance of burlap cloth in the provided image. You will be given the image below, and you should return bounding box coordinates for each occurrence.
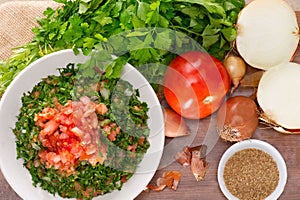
[0,1,60,61]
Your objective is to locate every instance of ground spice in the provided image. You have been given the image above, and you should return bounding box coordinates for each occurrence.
[223,148,279,200]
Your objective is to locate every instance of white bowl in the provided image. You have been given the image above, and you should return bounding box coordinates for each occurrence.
[0,49,165,200]
[217,139,287,200]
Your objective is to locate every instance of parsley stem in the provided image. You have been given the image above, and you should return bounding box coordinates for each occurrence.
[171,25,202,37]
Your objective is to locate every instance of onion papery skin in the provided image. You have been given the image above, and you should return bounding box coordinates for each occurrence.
[257,62,300,130]
[236,0,299,70]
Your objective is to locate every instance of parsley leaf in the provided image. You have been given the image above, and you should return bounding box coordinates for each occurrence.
[0,0,245,96]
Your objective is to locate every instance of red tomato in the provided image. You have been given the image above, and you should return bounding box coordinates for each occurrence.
[164,51,231,119]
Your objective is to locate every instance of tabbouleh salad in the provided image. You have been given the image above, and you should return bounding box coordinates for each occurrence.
[13,63,150,199]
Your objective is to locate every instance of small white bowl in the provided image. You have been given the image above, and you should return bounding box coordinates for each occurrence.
[217,139,287,200]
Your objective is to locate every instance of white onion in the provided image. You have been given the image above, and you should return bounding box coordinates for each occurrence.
[257,62,300,130]
[236,0,299,70]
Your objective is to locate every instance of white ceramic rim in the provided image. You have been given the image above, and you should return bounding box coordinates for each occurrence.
[0,49,165,200]
[217,139,287,200]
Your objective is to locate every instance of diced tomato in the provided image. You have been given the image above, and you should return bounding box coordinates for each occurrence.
[38,150,47,160]
[71,127,84,137]
[61,104,73,115]
[59,149,75,164]
[40,120,60,136]
[82,187,94,198]
[59,132,69,140]
[79,153,91,162]
[85,144,96,155]
[127,144,137,152]
[115,126,121,134]
[107,130,117,142]
[95,103,108,115]
[71,143,85,157]
[103,123,121,142]
[81,133,92,145]
[46,152,61,164]
[138,136,145,145]
[103,125,111,133]
[58,114,73,126]
[36,96,110,174]
[121,175,128,183]
[48,134,59,150]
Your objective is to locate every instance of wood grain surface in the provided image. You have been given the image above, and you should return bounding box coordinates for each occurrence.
[1,11,300,200]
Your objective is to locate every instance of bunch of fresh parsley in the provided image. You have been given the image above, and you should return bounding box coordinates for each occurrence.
[0,0,245,96]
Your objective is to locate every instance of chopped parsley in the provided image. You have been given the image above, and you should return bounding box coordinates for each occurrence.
[13,63,150,199]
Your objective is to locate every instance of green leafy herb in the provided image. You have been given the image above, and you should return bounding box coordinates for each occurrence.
[14,64,150,199]
[0,0,245,96]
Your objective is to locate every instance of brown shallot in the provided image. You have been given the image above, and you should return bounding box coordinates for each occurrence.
[217,96,258,142]
[163,107,189,137]
[223,52,246,95]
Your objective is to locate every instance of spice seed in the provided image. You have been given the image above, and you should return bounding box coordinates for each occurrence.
[223,148,279,200]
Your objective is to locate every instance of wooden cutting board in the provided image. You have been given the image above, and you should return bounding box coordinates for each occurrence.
[136,11,300,200]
